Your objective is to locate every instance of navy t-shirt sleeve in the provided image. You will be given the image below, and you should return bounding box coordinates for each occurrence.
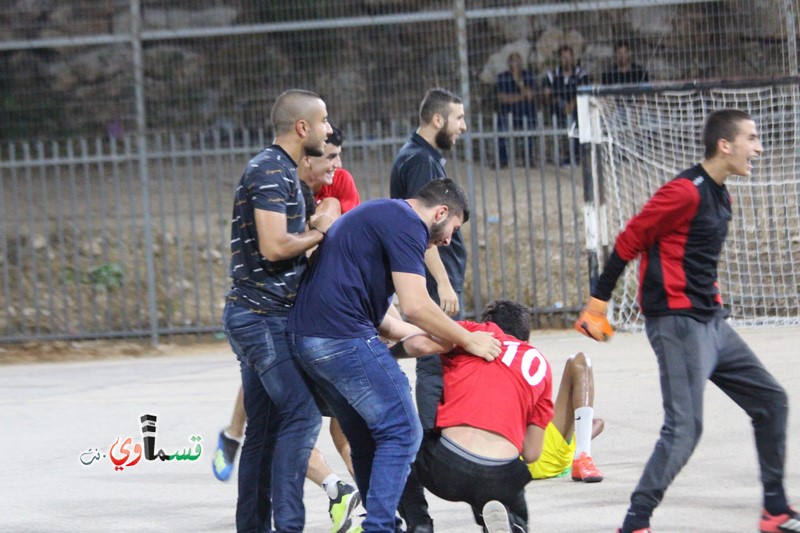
[248,162,293,214]
[386,222,427,276]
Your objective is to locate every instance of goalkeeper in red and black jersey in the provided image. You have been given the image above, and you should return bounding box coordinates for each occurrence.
[575,109,798,533]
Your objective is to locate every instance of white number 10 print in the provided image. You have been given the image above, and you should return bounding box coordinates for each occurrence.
[499,341,548,386]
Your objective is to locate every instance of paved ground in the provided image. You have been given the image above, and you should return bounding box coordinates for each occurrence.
[2,327,799,532]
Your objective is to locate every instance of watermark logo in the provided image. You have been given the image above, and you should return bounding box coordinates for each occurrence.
[79,414,202,472]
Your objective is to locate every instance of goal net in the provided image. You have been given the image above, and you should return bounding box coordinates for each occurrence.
[581,78,800,330]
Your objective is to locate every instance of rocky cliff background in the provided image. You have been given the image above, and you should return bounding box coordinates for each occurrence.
[0,0,795,139]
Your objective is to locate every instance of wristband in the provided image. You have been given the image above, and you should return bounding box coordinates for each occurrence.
[312,226,326,237]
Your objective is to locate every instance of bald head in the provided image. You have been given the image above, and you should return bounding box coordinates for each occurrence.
[271,89,324,136]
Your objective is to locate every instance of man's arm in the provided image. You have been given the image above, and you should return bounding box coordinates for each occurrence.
[576,178,701,340]
[377,306,426,343]
[424,246,459,317]
[521,424,546,464]
[254,209,331,262]
[312,197,341,223]
[389,330,455,359]
[393,271,500,360]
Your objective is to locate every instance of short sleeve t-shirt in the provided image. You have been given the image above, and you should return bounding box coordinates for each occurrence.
[226,145,306,314]
[496,69,537,119]
[435,321,554,452]
[390,133,467,292]
[287,198,428,338]
[315,167,360,214]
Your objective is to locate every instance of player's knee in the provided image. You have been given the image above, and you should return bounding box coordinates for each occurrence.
[566,352,592,377]
[764,384,789,423]
[568,351,591,370]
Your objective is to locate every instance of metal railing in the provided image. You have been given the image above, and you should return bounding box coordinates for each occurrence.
[0,116,587,343]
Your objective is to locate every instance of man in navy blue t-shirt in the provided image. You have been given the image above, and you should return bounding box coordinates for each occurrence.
[288,179,501,533]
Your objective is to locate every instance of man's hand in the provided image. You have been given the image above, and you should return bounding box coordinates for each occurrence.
[309,212,335,234]
[462,331,501,362]
[575,297,614,341]
[437,284,460,317]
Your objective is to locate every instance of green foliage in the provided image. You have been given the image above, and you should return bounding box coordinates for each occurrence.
[64,263,124,292]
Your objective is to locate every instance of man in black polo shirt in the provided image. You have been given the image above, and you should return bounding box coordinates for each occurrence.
[390,87,467,533]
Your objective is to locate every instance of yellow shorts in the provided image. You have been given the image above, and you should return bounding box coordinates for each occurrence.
[527,422,575,479]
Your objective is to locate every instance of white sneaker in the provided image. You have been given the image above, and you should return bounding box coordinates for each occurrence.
[482,500,511,533]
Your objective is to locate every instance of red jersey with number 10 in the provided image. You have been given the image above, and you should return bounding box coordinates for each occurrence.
[435,321,554,453]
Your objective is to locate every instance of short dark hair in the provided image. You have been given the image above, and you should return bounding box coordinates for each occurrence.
[412,178,470,223]
[271,89,322,136]
[327,125,344,147]
[703,109,753,159]
[480,299,531,341]
[557,44,573,55]
[419,88,462,125]
[615,40,631,51]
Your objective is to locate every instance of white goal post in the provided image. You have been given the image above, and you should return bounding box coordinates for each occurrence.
[577,77,800,330]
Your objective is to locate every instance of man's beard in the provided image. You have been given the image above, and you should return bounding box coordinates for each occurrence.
[304,137,325,157]
[429,218,449,245]
[434,126,455,151]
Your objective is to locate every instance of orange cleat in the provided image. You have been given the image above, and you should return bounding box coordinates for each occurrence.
[759,507,800,532]
[571,452,604,483]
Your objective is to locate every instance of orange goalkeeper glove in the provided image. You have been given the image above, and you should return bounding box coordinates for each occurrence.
[575,297,614,341]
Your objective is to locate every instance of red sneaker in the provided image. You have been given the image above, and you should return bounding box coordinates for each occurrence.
[571,452,604,483]
[759,507,800,532]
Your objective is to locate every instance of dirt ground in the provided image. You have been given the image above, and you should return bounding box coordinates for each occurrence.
[0,336,225,365]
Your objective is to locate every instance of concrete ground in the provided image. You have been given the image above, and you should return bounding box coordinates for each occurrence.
[2,326,799,532]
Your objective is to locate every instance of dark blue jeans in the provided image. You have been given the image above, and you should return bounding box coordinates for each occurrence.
[223,302,321,533]
[497,113,536,166]
[291,334,422,533]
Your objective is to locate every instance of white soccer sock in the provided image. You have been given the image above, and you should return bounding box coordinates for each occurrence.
[223,429,242,443]
[573,406,594,458]
[322,474,341,499]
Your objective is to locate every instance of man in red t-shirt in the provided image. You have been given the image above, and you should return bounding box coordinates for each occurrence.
[393,299,553,533]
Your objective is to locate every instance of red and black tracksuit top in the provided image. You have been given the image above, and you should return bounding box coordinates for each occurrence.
[592,164,731,322]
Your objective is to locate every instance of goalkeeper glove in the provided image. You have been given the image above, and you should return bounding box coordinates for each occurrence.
[575,297,614,341]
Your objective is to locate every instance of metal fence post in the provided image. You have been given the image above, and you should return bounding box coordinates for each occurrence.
[130,0,159,346]
[455,0,483,315]
[577,92,600,292]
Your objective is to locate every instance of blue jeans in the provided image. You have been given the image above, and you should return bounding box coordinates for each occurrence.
[223,302,321,533]
[290,334,422,533]
[497,112,536,166]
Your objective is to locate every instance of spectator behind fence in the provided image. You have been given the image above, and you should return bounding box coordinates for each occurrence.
[601,40,650,85]
[495,52,537,167]
[543,45,589,166]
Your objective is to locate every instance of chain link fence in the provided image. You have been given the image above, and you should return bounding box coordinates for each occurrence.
[1,0,799,342]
